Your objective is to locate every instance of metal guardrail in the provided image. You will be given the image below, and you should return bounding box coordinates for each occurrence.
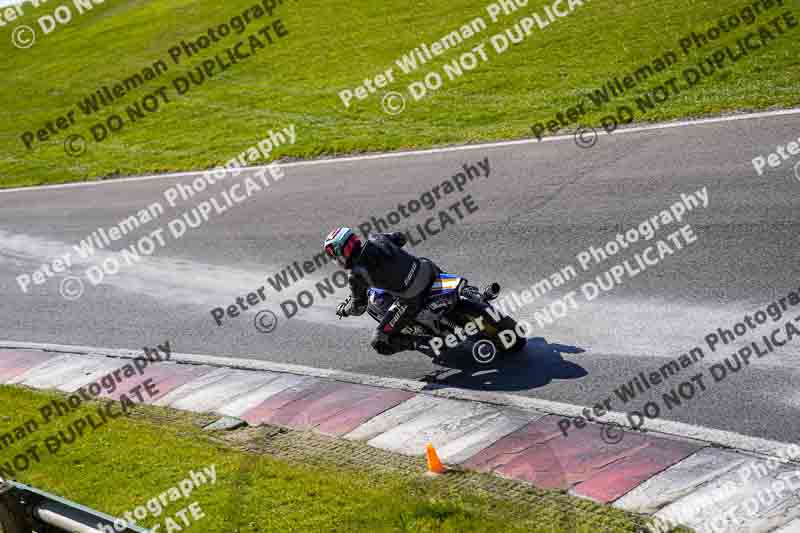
[0,479,149,533]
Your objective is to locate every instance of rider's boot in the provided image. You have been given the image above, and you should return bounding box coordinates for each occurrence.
[391,334,436,355]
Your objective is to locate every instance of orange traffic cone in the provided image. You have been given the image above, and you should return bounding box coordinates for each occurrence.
[426,443,446,474]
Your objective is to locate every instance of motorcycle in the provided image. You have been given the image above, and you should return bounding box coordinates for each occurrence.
[337,272,527,363]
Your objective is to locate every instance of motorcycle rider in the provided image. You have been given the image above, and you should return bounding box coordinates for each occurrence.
[323,227,438,355]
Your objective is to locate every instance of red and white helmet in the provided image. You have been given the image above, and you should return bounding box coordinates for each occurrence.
[324,227,361,268]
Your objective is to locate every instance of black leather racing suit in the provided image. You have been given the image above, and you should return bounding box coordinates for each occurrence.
[346,232,438,355]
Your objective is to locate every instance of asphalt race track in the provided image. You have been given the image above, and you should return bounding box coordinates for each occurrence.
[1,112,799,443]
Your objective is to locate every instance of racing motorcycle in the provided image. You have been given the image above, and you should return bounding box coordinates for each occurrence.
[337,272,527,363]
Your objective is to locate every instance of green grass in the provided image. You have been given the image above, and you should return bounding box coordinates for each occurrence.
[1,0,798,188]
[0,386,651,532]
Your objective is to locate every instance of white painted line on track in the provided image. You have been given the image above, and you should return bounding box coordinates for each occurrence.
[2,107,799,194]
[4,339,800,463]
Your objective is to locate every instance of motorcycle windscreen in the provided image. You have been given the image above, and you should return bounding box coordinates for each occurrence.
[367,289,395,320]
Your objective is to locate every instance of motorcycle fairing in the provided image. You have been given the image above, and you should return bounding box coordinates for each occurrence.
[429,273,463,295]
[366,273,466,335]
[367,288,393,322]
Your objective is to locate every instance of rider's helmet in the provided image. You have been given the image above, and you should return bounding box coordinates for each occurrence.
[324,227,362,268]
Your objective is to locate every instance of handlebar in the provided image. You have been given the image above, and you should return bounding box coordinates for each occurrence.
[336,297,351,319]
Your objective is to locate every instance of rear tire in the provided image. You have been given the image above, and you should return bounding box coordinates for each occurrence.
[0,496,26,533]
[491,315,528,352]
[449,300,527,354]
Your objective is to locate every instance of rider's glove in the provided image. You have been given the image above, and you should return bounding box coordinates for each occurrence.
[347,298,367,316]
[337,297,367,318]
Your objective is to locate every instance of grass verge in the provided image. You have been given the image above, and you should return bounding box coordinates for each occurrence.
[0,0,798,188]
[0,385,663,532]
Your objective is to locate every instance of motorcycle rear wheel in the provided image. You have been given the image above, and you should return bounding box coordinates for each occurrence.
[450,300,527,353]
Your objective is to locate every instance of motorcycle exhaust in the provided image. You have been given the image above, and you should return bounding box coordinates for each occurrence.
[482,283,501,302]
